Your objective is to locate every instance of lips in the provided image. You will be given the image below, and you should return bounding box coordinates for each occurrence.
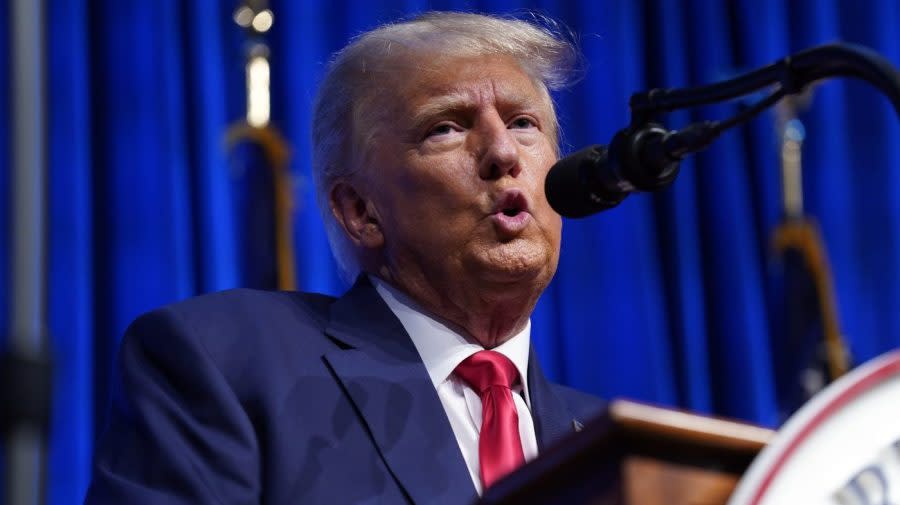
[491,190,531,236]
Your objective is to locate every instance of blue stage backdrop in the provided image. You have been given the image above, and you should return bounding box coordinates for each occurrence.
[1,0,900,503]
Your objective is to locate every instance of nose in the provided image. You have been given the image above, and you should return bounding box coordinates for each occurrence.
[476,115,521,180]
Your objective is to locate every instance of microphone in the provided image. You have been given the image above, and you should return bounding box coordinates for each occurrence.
[545,43,900,219]
[545,121,717,218]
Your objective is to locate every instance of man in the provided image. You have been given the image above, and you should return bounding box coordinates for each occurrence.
[85,11,603,505]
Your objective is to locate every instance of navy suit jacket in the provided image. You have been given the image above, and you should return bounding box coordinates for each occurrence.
[85,277,604,504]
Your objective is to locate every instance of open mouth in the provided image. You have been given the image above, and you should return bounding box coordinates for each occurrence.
[491,190,531,235]
[494,191,529,217]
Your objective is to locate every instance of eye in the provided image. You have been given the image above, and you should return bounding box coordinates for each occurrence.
[426,122,458,138]
[509,116,537,129]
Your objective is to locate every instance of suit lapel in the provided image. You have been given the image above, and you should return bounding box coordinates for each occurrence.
[322,278,477,505]
[527,350,579,450]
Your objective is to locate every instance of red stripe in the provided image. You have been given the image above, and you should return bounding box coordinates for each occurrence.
[749,353,900,505]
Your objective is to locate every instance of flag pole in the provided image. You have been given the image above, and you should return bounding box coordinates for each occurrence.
[4,0,52,504]
[771,94,851,386]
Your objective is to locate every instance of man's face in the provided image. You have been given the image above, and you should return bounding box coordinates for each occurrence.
[359,53,562,295]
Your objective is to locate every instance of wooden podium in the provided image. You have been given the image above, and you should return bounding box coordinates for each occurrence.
[479,400,775,505]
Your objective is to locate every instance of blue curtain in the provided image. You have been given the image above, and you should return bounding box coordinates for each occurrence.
[3,0,900,502]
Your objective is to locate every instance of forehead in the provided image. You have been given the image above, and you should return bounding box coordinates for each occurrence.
[386,53,552,118]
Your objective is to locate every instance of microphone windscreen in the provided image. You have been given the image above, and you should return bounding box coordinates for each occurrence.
[545,145,623,218]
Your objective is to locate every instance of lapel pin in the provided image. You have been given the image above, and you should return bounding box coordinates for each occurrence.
[572,419,583,432]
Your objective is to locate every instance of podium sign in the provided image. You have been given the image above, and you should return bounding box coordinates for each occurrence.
[729,350,900,505]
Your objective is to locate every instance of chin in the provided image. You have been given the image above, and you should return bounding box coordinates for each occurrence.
[470,241,558,289]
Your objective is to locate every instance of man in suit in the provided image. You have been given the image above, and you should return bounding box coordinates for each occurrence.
[86,11,603,505]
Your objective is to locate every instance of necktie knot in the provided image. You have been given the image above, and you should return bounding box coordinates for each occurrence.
[454,350,520,395]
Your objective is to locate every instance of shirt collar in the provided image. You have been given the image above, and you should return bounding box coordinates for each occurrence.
[371,276,532,404]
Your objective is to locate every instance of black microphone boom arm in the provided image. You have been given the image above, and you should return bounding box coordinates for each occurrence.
[545,43,900,219]
[630,43,900,121]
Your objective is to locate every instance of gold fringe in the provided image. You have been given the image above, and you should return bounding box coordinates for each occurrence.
[225,122,297,291]
[771,218,851,379]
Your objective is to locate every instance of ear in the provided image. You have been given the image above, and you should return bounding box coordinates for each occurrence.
[329,181,384,250]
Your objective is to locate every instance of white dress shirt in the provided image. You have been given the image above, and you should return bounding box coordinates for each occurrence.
[372,277,539,495]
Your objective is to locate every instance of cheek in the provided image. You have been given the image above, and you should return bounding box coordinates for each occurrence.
[542,213,563,267]
[528,144,563,245]
[401,153,481,206]
[381,163,482,235]
[549,214,562,244]
[526,144,557,200]
[522,132,557,166]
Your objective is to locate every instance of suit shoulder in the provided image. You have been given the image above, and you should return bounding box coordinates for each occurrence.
[124,288,341,371]
[155,288,336,329]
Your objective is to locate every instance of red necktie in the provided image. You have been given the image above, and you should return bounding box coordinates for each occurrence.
[454,350,526,489]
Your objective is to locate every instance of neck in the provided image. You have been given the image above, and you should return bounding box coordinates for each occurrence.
[371,267,540,349]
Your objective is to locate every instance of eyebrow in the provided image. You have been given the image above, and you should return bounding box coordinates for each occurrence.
[409,92,478,131]
[409,90,546,132]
